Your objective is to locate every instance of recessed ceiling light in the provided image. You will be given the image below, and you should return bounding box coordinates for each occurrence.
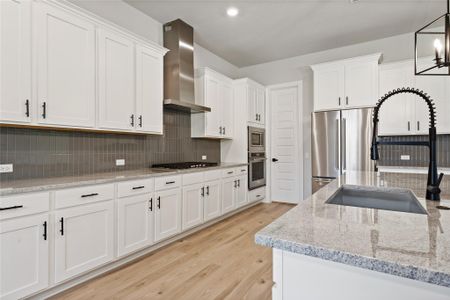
[226,7,239,17]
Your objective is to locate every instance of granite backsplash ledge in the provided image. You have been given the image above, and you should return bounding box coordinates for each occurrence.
[0,109,220,181]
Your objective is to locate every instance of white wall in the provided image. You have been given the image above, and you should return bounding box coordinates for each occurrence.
[194,44,240,79]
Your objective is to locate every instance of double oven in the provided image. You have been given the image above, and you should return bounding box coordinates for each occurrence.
[248,126,266,190]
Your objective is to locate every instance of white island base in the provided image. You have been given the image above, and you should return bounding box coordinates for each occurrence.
[272,249,450,300]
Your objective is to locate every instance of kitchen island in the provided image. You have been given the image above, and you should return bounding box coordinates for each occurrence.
[256,171,450,300]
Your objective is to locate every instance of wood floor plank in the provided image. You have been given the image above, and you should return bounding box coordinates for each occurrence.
[51,202,293,300]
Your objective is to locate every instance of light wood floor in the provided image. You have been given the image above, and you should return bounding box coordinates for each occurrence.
[52,202,293,300]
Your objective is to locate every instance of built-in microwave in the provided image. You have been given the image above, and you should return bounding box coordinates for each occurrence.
[248,126,265,153]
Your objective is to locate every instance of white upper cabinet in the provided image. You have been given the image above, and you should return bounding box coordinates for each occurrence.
[312,53,381,111]
[98,28,135,131]
[0,0,32,124]
[192,68,234,139]
[135,45,164,134]
[247,81,265,125]
[36,2,95,128]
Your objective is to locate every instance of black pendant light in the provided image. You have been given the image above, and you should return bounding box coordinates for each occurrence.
[415,0,450,75]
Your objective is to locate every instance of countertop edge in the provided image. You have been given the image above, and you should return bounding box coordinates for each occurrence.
[255,233,450,288]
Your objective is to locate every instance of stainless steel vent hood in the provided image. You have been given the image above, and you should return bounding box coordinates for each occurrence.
[163,19,211,113]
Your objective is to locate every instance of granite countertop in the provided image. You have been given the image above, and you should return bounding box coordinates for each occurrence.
[0,162,248,196]
[256,171,450,288]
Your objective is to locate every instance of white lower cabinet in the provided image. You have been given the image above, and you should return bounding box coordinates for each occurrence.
[117,194,154,257]
[0,213,49,300]
[235,175,248,208]
[54,201,114,283]
[221,177,236,214]
[154,188,182,242]
[182,183,204,231]
[203,180,222,222]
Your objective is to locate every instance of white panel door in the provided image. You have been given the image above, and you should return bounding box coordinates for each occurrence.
[0,214,48,300]
[270,84,301,204]
[54,201,114,283]
[221,177,235,214]
[378,63,414,136]
[247,85,258,123]
[205,76,221,137]
[0,0,31,124]
[257,87,266,125]
[117,194,153,257]
[98,28,135,130]
[221,82,234,138]
[314,66,344,111]
[136,45,163,134]
[344,61,377,108]
[182,183,204,231]
[235,175,248,208]
[36,3,95,127]
[204,180,221,221]
[154,188,181,242]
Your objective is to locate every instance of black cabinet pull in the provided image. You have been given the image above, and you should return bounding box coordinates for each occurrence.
[346,96,349,105]
[206,186,210,196]
[130,114,134,127]
[219,126,223,134]
[139,115,143,127]
[255,113,258,121]
[149,198,153,211]
[338,97,341,106]
[238,180,241,187]
[59,217,64,236]
[132,186,145,190]
[234,180,237,188]
[0,205,23,211]
[227,171,233,174]
[408,121,411,131]
[25,99,30,117]
[166,181,175,185]
[81,193,98,198]
[201,187,205,197]
[42,102,46,119]
[43,221,47,240]
[157,196,161,209]
[223,127,226,135]
[417,121,420,131]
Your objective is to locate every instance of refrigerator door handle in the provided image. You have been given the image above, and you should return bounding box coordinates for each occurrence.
[342,118,347,172]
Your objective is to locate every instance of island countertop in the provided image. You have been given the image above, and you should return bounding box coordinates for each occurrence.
[255,171,450,288]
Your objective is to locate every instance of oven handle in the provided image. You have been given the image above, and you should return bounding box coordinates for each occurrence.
[249,157,267,162]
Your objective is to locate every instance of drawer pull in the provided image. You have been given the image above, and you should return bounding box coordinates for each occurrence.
[132,186,145,190]
[241,169,246,172]
[43,221,47,241]
[166,181,175,185]
[256,195,261,198]
[227,171,233,174]
[59,217,64,236]
[81,193,99,198]
[0,205,23,211]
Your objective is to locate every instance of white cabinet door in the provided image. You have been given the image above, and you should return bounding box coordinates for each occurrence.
[235,175,248,208]
[98,28,135,131]
[221,82,233,138]
[36,3,95,128]
[205,76,221,137]
[54,201,114,283]
[0,214,48,300]
[221,177,236,214]
[154,188,181,242]
[136,45,163,134]
[344,61,377,108]
[117,194,153,257]
[314,65,344,111]
[204,180,222,221]
[247,85,258,123]
[256,87,266,125]
[0,0,31,124]
[378,63,414,136]
[182,183,204,231]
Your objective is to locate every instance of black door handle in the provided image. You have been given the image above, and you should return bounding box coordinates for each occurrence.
[272,158,279,162]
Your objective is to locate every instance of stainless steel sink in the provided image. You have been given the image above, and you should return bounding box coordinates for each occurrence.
[326,185,427,214]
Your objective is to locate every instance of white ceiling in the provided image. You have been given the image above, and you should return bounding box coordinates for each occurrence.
[124,0,447,67]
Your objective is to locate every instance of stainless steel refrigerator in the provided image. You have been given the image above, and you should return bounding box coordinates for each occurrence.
[311,108,374,193]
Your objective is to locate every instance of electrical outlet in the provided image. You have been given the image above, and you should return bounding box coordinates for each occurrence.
[0,164,13,173]
[116,159,125,166]
[400,155,411,161]
[202,155,207,160]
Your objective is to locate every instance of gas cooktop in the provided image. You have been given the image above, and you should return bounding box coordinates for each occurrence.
[152,162,218,170]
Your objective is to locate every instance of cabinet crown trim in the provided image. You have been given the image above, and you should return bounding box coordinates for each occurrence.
[310,52,382,71]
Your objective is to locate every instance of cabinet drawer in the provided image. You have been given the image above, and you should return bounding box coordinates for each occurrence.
[235,166,248,175]
[204,169,222,182]
[55,184,114,209]
[0,192,50,220]
[155,175,181,191]
[249,187,265,203]
[117,178,154,198]
[182,172,204,186]
[222,168,236,178]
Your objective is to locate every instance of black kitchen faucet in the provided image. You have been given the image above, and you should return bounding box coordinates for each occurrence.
[370,87,444,201]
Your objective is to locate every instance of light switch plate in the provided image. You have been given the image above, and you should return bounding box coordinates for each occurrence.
[400,155,410,161]
[202,155,207,160]
[0,164,13,173]
[116,159,125,166]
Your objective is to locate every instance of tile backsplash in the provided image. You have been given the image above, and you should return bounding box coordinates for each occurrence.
[378,134,450,167]
[0,109,220,181]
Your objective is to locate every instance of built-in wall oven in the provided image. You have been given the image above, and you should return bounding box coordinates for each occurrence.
[248,126,266,190]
